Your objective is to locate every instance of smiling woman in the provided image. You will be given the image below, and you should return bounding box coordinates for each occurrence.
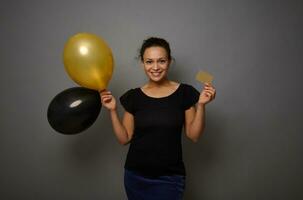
[141,46,170,84]
[100,37,216,200]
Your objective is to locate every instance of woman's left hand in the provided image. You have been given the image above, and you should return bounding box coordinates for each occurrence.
[198,82,216,105]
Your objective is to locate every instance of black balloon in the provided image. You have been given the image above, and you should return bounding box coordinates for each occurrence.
[47,87,101,134]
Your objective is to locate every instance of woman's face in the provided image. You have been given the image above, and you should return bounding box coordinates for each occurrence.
[141,46,171,83]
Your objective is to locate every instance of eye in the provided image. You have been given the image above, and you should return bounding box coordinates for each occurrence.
[160,60,166,64]
[145,60,152,64]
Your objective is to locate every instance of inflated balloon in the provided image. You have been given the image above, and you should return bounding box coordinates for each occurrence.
[63,33,114,91]
[47,87,102,134]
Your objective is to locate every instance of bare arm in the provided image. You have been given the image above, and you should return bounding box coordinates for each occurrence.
[109,109,134,145]
[184,104,206,142]
[184,83,216,143]
[100,90,134,145]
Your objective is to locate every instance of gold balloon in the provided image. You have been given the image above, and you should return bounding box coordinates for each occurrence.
[63,33,114,91]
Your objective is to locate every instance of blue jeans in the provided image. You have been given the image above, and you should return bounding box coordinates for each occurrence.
[124,169,185,200]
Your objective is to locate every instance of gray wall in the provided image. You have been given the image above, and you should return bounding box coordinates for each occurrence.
[1,0,302,199]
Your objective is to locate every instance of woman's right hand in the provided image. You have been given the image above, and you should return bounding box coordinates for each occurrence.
[100,90,117,111]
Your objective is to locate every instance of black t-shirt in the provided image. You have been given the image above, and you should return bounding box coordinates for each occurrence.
[119,83,200,177]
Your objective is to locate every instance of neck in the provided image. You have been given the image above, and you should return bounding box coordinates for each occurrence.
[147,78,170,88]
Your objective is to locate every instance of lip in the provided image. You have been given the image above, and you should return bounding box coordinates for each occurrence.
[150,71,162,77]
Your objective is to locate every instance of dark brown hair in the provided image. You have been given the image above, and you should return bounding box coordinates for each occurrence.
[139,37,172,61]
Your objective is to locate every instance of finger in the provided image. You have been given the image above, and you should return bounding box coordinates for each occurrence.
[209,91,216,99]
[202,91,210,97]
[101,95,112,101]
[101,96,108,103]
[204,89,215,95]
[205,82,213,86]
[205,88,216,94]
[100,92,112,98]
[104,97,112,102]
[204,86,214,92]
[204,85,215,89]
[101,92,112,97]
[102,97,112,103]
[204,91,214,99]
[101,93,112,98]
[100,90,111,95]
[99,89,107,94]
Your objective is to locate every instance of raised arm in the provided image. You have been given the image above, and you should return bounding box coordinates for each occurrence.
[184,83,216,143]
[109,110,134,145]
[100,90,134,145]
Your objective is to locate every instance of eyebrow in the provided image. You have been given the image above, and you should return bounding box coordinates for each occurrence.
[145,57,167,60]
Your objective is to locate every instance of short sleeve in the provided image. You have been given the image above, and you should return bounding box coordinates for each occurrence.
[119,89,135,114]
[183,84,200,110]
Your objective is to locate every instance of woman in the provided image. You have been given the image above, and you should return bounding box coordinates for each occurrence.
[100,37,216,200]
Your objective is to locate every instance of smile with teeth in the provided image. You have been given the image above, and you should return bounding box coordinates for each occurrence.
[151,71,162,77]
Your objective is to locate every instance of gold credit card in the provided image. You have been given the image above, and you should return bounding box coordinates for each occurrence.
[195,70,213,83]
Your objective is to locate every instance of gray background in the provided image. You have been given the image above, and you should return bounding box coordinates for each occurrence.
[1,0,302,199]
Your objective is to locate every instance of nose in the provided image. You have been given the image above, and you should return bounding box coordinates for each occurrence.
[152,63,159,70]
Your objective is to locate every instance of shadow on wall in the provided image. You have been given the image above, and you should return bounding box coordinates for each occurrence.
[183,108,226,200]
[62,109,115,172]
